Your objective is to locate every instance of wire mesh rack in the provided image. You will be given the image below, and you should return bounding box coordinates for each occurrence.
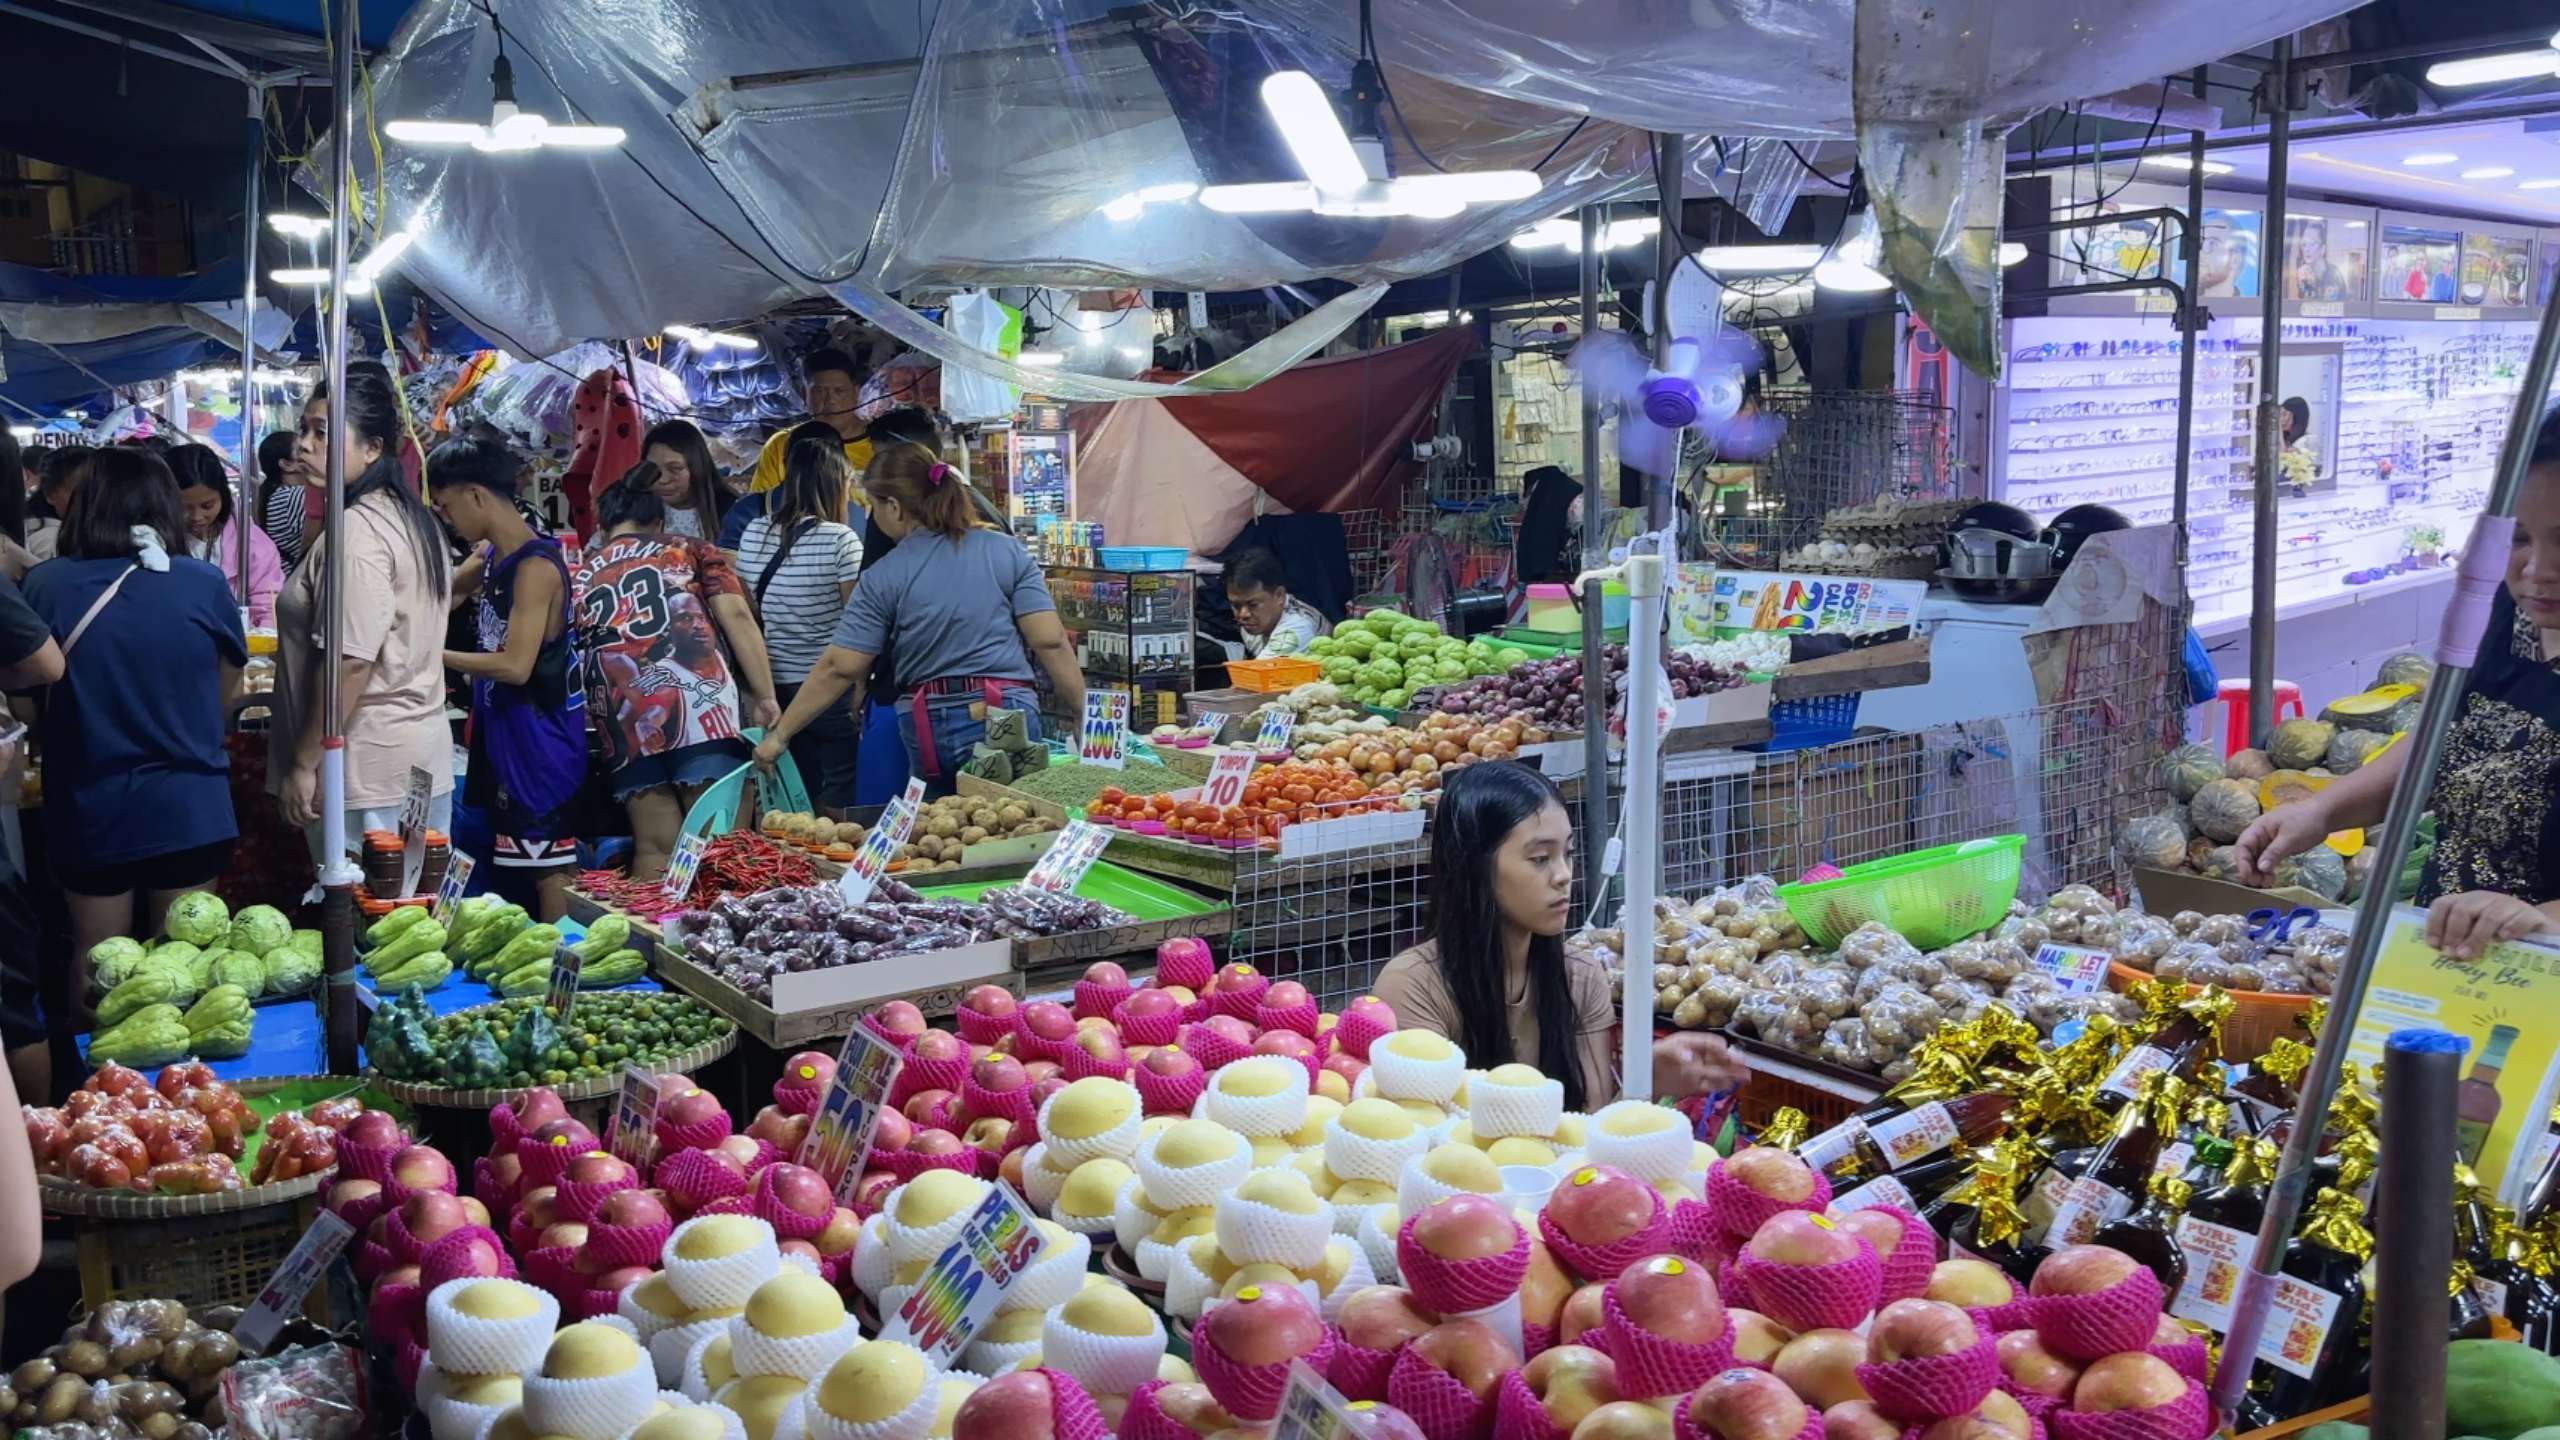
[1222,799,1436,1009]
[1696,390,1959,567]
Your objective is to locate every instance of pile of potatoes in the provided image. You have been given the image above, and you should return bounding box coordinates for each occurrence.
[8,1298,237,1440]
[763,796,1059,873]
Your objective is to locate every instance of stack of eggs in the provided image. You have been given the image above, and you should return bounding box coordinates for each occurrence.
[417,1277,558,1440]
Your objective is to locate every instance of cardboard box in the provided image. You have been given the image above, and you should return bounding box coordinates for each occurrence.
[656,931,1017,1050]
[2132,867,2331,917]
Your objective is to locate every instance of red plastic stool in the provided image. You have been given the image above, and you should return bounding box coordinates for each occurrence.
[2206,679,2303,757]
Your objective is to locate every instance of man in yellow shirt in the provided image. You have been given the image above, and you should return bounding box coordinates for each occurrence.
[721,347,876,546]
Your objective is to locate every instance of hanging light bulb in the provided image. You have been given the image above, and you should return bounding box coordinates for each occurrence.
[1813,207,1894,292]
[385,26,625,154]
[1195,48,1540,222]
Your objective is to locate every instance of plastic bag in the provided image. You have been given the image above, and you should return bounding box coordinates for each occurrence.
[219,1345,363,1440]
[937,293,1024,423]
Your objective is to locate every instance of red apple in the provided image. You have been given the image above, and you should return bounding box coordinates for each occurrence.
[954,1370,1057,1440]
[1343,995,1395,1024]
[402,1191,470,1248]
[376,1263,421,1293]
[1729,1311,1792,1367]
[1772,1330,1866,1410]
[1336,1285,1438,1352]
[538,1221,590,1249]
[910,1130,966,1157]
[487,1154,523,1192]
[998,1147,1028,1193]
[904,1090,956,1125]
[1022,1001,1077,1043]
[662,1087,726,1128]
[1022,1060,1063,1086]
[346,1110,404,1148]
[1202,1284,1327,1367]
[1084,962,1130,988]
[1550,1166,1658,1249]
[1029,1077,1069,1111]
[1409,1319,1517,1401]
[2029,1245,2141,1298]
[1211,963,1259,993]
[2150,1314,2186,1348]
[695,1149,749,1185]
[1142,1047,1200,1080]
[964,1118,1014,1155]
[1521,1239,1574,1326]
[712,1134,761,1169]
[1345,1404,1428,1440]
[1262,981,1310,1011]
[912,1030,965,1063]
[872,1109,914,1154]
[1074,1029,1126,1064]
[595,1188,670,1229]
[392,1145,456,1192]
[531,1118,598,1153]
[458,1196,490,1228]
[1322,1053,1368,1084]
[565,1152,634,1188]
[962,986,1019,1021]
[1152,1383,1238,1440]
[516,1186,559,1230]
[1614,1254,1727,1345]
[872,1001,927,1038]
[1203,1015,1256,1048]
[1835,1210,1905,1261]
[1914,1393,2030,1440]
[2069,1354,2185,1413]
[515,1088,569,1132]
[779,1238,824,1267]
[1520,1345,1622,1432]
[760,1163,835,1221]
[1819,1401,1900,1440]
[1255,1032,1318,1062]
[1993,1332,2077,1400]
[1683,1367,1810,1440]
[1865,1300,1975,1363]
[814,1207,860,1256]
[1570,1403,1669,1440]
[596,1265,654,1292]
[1924,1260,2013,1309]
[1122,989,1179,1019]
[1746,1212,1860,1268]
[779,1052,838,1092]
[329,1178,383,1214]
[432,1232,509,1280]
[851,1172,897,1211]
[748,1104,800,1145]
[1560,1284,1608,1345]
[1412,1194,1520,1263]
[1158,985,1197,1008]
[973,1055,1028,1093]
[1726,1147,1816,1204]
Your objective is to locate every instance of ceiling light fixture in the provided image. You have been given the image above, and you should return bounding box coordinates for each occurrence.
[266,213,327,240]
[2401,151,2461,166]
[1999,242,2028,267]
[2461,165,2517,179]
[1693,243,1830,272]
[1813,209,1893,293]
[665,324,760,351]
[1016,352,1066,368]
[1508,216,1661,251]
[2140,155,2235,176]
[270,267,374,295]
[2522,178,2560,190]
[268,224,415,293]
[385,14,624,155]
[1097,182,1201,223]
[2424,48,2560,87]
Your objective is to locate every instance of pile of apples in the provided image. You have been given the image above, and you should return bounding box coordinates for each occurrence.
[326,1117,500,1391]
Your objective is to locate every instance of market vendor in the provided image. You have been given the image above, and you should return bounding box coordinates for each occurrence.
[1226,547,1329,659]
[752,441,1084,797]
[1369,759,1750,1109]
[718,348,873,547]
[2235,405,2560,960]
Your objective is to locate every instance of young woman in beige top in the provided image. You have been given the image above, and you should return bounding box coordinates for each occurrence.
[1368,760,1747,1110]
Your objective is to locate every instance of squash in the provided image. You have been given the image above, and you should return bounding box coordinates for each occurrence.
[2376,650,2433,691]
[2266,718,2336,770]
[2120,815,2190,870]
[2189,777,2264,843]
[2224,748,2275,781]
[2446,1336,2560,1438]
[2261,770,2329,808]
[2342,847,2375,903]
[2321,683,2420,734]
[2382,697,2424,733]
[2195,844,2249,882]
[2326,728,2391,775]
[2186,837,2217,869]
[2275,849,2349,901]
[2162,742,2226,802]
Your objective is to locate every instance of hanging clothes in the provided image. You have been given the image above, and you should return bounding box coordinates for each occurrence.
[562,368,645,540]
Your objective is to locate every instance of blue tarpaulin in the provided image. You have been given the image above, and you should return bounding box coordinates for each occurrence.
[0,327,223,420]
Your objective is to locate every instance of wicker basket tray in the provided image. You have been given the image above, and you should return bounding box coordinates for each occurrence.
[2105,960,2317,1066]
[36,1074,370,1219]
[366,1025,738,1110]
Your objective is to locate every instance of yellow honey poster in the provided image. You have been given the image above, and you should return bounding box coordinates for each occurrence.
[2342,905,2560,1207]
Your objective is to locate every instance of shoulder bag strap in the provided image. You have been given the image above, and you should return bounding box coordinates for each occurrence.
[751,519,818,609]
[60,564,140,659]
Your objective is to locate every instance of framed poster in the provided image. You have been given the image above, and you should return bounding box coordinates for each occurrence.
[2379,224,2461,304]
[2196,207,2262,299]
[2487,234,2535,308]
[2539,239,2560,308]
[2281,215,2367,304]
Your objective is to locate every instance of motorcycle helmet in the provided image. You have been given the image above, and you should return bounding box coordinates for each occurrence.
[1950,500,2040,541]
[2045,503,2131,569]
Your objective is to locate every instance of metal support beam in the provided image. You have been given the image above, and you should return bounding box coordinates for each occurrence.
[2176,68,2208,549]
[2247,40,2292,743]
[0,1,305,81]
[2223,27,2560,72]
[319,0,358,1077]
[236,75,263,606]
[2008,96,2560,175]
[1577,205,1611,902]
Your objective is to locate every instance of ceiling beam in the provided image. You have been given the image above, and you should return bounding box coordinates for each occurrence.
[26,0,331,69]
[0,1,251,81]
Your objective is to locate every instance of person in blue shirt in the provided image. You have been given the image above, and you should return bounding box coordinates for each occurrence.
[21,448,247,1024]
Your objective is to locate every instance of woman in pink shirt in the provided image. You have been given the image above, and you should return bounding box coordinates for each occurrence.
[168,444,283,626]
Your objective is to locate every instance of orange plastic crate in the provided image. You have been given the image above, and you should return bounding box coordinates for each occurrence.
[1226,656,1322,692]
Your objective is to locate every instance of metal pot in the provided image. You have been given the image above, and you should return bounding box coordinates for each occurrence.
[1947,527,2057,580]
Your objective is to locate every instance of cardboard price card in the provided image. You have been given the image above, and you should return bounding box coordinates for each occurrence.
[1254,710,1296,754]
[233,1209,356,1352]
[1200,750,1255,811]
[1025,819,1110,894]
[1079,690,1130,770]
[662,832,709,908]
[546,944,584,1019]
[606,1066,664,1170]
[398,764,434,896]
[798,1026,906,1198]
[2033,942,2113,995]
[1270,1362,1359,1440]
[432,851,477,924]
[839,790,924,906]
[883,1181,1047,1366]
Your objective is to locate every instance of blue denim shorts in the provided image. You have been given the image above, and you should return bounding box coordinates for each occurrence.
[611,739,749,803]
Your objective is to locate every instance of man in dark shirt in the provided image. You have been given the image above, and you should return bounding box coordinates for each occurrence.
[0,574,65,1101]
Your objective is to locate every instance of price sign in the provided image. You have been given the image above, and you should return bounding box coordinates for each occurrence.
[397,765,434,896]
[662,832,708,909]
[2033,942,2112,995]
[234,1209,356,1352]
[547,944,584,1019]
[839,781,928,907]
[1025,819,1110,894]
[606,1066,664,1170]
[1271,1362,1359,1440]
[798,1025,907,1199]
[1201,751,1255,811]
[1254,710,1295,754]
[432,852,476,924]
[1080,690,1130,770]
[883,1181,1048,1367]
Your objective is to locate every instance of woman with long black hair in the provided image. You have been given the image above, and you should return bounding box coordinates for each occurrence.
[735,426,862,813]
[641,418,729,543]
[1369,760,1747,1108]
[253,429,311,570]
[271,366,455,864]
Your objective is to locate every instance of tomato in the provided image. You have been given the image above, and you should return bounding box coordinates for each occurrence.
[1098,787,1127,805]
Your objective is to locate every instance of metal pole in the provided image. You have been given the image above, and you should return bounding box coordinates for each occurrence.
[2371,1029,2463,1440]
[236,76,261,608]
[2211,257,2560,1425]
[2246,39,2292,742]
[1577,205,1611,899]
[2171,68,2206,546]
[1649,134,1683,527]
[319,0,359,1076]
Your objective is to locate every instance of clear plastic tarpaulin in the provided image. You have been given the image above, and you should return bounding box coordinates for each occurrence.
[345,0,2355,383]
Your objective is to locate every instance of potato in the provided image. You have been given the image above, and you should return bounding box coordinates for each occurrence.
[139,1302,186,1341]
[192,1333,236,1371]
[157,1341,194,1383]
[960,826,988,845]
[39,1375,84,1423]
[109,1338,159,1373]
[59,1342,106,1378]
[143,1412,179,1439]
[16,1360,56,1394]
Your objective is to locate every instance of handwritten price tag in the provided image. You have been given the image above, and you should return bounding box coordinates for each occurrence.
[1254,710,1296,754]
[883,1182,1048,1367]
[234,1209,356,1352]
[397,764,434,896]
[840,796,925,906]
[663,832,708,907]
[798,1026,907,1199]
[1201,751,1255,811]
[432,852,476,924]
[1025,819,1110,894]
[606,1066,664,1170]
[1080,691,1130,770]
[547,944,584,1019]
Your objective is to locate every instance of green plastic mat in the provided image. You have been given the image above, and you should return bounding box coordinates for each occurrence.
[236,1076,406,1178]
[917,860,1220,921]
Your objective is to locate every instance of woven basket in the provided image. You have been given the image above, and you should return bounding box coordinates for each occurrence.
[2105,961,2317,1066]
[36,1074,369,1219]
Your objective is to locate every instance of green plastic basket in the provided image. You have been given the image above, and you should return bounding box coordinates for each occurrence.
[1776,835,2026,950]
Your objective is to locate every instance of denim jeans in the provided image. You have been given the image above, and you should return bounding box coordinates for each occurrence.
[896,685,1043,798]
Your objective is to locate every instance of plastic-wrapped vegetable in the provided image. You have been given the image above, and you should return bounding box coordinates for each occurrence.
[1837,922,1923,969]
[1820,1017,1883,1071]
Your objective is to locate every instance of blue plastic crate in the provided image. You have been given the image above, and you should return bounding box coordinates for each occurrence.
[1098,545,1189,571]
[1762,692,1860,752]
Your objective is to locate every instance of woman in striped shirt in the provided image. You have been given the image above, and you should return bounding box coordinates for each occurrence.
[253,430,310,570]
[735,426,864,815]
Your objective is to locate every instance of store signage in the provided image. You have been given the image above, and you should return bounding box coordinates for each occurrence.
[234,1210,356,1352]
[1026,820,1111,894]
[662,832,708,908]
[2435,306,2483,321]
[1709,571,1924,634]
[2299,301,2345,317]
[1080,690,1130,769]
[431,852,475,925]
[1254,711,1296,754]
[882,1181,1047,1366]
[546,944,583,1019]
[798,1025,906,1199]
[2032,942,2113,995]
[398,765,433,896]
[839,780,928,906]
[606,1067,663,1169]
[1201,751,1255,811]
